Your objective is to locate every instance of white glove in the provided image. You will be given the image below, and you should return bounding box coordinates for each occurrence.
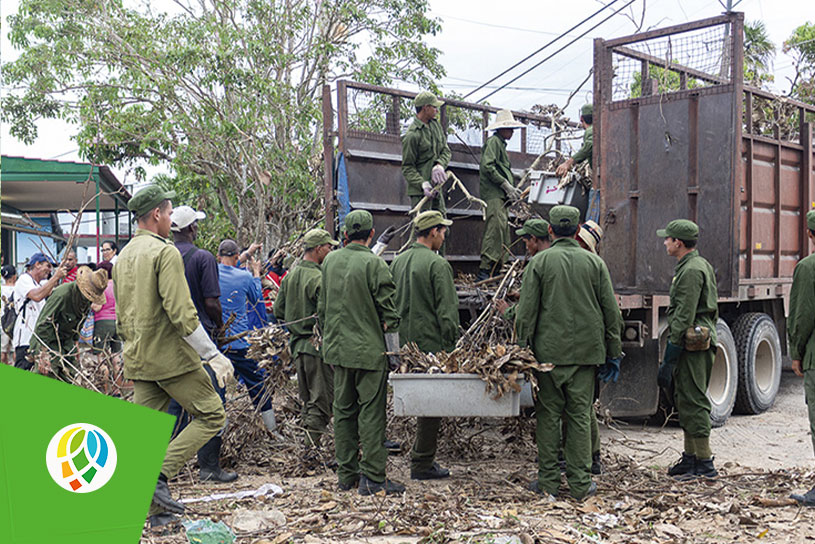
[431,165,446,186]
[422,181,435,198]
[206,352,234,388]
[183,323,220,361]
[501,180,522,200]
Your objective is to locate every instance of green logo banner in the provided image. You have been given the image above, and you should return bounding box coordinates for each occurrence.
[0,365,173,543]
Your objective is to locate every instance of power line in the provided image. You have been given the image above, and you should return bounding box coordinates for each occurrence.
[477,0,638,104]
[462,0,623,100]
[433,13,593,40]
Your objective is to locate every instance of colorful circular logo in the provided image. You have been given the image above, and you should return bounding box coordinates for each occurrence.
[45,423,117,493]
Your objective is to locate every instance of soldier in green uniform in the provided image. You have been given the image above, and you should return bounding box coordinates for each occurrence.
[402,90,451,252]
[515,205,622,500]
[29,266,108,381]
[555,104,593,177]
[274,228,339,450]
[318,210,404,495]
[656,219,719,479]
[786,210,815,506]
[391,210,458,481]
[114,185,234,526]
[478,109,526,281]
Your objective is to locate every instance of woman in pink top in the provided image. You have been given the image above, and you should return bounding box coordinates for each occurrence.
[92,261,124,394]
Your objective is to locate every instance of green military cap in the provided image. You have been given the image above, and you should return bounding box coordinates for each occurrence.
[304,228,339,249]
[580,103,593,117]
[807,210,815,231]
[414,210,452,231]
[516,218,550,239]
[127,185,176,217]
[344,210,373,235]
[414,90,444,108]
[657,219,699,241]
[549,205,580,228]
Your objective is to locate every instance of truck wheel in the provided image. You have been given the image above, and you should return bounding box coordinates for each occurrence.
[708,319,738,427]
[733,312,782,414]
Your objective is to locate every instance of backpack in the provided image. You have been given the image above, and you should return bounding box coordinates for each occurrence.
[1,293,30,338]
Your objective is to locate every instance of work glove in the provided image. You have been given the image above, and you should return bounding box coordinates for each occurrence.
[422,181,436,198]
[384,332,401,371]
[597,356,622,383]
[371,225,398,256]
[431,164,447,186]
[657,341,683,389]
[501,180,522,200]
[205,352,234,388]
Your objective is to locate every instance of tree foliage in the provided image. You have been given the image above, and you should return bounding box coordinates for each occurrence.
[744,20,775,87]
[2,0,445,246]
[784,21,815,105]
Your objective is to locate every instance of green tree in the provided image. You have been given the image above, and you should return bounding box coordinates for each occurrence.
[784,22,815,105]
[2,0,445,246]
[629,63,698,98]
[744,20,775,87]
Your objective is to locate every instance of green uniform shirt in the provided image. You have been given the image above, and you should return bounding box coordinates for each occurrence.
[515,237,622,366]
[479,133,513,202]
[788,253,815,369]
[390,242,459,353]
[667,250,719,347]
[114,228,201,381]
[401,116,452,197]
[318,243,400,370]
[572,125,593,168]
[29,282,91,356]
[274,259,321,359]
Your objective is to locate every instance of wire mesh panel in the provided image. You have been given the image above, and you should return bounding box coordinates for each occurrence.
[345,86,402,139]
[609,21,733,102]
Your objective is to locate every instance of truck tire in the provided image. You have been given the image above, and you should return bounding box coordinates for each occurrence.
[708,319,738,428]
[733,312,782,414]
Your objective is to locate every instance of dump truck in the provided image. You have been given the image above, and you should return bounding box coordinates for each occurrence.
[321,12,815,425]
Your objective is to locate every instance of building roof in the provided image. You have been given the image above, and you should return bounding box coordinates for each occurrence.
[1,155,131,213]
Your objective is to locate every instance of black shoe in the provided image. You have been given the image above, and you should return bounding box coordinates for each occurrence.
[200,467,239,483]
[527,480,555,498]
[693,457,718,479]
[152,479,185,514]
[411,462,450,480]
[591,452,603,475]
[149,512,181,528]
[558,450,566,472]
[791,485,815,506]
[383,439,402,455]
[338,475,359,491]
[667,452,696,477]
[573,481,597,501]
[476,269,490,282]
[358,474,406,496]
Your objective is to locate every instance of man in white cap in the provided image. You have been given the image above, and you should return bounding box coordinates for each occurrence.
[478,109,525,281]
[402,90,451,252]
[167,205,236,483]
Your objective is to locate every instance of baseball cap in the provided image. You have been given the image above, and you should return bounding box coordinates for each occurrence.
[303,229,339,249]
[127,185,176,218]
[27,253,55,267]
[414,210,452,231]
[516,219,550,239]
[414,91,444,108]
[170,206,206,232]
[657,219,699,241]
[344,210,373,235]
[549,205,580,228]
[218,239,240,256]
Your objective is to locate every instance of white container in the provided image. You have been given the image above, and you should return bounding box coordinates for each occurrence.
[527,170,577,206]
[390,373,521,417]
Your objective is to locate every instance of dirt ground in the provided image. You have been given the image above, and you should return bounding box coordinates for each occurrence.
[141,370,815,544]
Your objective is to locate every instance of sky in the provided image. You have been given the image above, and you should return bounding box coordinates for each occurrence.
[0,0,807,184]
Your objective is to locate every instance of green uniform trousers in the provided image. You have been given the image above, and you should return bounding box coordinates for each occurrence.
[410,417,442,472]
[535,365,594,499]
[333,366,388,485]
[296,352,334,447]
[409,195,447,255]
[673,347,714,438]
[562,385,601,455]
[805,369,815,456]
[133,366,225,481]
[479,198,510,272]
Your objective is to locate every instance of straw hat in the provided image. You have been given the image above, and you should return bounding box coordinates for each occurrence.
[486,109,526,131]
[577,220,604,254]
[76,266,108,305]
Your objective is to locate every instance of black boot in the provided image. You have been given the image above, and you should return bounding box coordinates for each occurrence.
[791,485,815,506]
[591,452,603,475]
[411,462,450,480]
[358,474,406,496]
[667,452,696,477]
[197,435,238,483]
[149,512,181,528]
[152,478,185,514]
[693,457,718,479]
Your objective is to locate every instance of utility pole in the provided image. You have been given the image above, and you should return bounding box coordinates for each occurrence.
[718,0,743,78]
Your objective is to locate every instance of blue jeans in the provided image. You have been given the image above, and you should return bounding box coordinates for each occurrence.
[223,347,273,412]
[168,364,226,437]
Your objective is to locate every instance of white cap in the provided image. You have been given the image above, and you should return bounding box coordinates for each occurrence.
[170,205,206,231]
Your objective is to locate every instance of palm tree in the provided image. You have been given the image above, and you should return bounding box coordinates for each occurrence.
[744,21,775,87]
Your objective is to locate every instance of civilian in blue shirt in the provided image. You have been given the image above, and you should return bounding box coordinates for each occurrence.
[218,239,278,433]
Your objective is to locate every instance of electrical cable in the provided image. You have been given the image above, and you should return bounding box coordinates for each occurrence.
[477,0,638,104]
[461,0,623,99]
